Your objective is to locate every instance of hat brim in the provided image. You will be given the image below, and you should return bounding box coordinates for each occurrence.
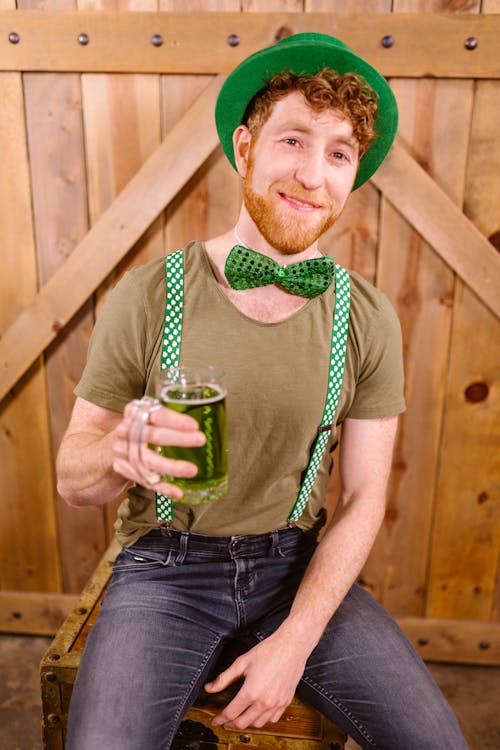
[215,35,398,190]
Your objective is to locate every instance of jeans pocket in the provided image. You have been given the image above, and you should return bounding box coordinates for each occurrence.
[113,546,176,571]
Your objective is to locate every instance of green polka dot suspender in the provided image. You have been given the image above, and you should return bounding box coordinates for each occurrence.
[155,249,184,523]
[155,248,351,525]
[288,264,350,523]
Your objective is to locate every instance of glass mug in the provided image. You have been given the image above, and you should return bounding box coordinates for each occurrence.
[128,366,228,505]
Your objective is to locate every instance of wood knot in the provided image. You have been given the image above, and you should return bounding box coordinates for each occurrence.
[274,26,293,43]
[464,381,489,403]
[477,491,489,505]
[488,230,500,252]
[385,506,398,523]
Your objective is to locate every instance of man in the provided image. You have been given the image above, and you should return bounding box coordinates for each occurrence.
[57,33,468,749]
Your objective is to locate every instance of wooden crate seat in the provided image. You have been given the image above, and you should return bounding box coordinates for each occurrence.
[40,542,346,749]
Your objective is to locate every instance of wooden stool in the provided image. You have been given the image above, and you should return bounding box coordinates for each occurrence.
[40,541,346,749]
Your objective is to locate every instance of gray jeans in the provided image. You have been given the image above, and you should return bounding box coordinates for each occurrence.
[67,526,468,749]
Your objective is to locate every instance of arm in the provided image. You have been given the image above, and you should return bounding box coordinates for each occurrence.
[57,396,206,507]
[206,415,398,729]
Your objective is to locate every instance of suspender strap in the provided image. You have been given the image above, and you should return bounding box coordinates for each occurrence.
[155,250,351,525]
[287,264,350,523]
[156,250,184,523]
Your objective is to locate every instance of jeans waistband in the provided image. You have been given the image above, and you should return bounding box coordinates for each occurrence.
[129,525,316,561]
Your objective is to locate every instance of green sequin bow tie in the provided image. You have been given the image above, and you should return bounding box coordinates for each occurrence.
[225,245,335,299]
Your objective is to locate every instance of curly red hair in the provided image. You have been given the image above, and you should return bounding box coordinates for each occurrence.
[244,69,379,158]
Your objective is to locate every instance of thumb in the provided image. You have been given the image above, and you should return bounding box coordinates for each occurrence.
[205,661,244,694]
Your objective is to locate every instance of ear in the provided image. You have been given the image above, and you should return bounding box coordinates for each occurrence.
[232,125,252,178]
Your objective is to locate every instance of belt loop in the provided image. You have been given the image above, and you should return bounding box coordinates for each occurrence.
[175,531,189,564]
[271,529,285,558]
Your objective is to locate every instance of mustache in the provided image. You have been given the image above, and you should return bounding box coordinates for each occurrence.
[272,181,334,211]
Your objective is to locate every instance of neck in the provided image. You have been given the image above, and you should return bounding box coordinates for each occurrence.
[233,221,321,266]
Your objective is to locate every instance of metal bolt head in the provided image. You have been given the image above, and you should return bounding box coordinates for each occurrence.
[479,641,490,650]
[239,735,251,744]
[228,34,240,47]
[48,653,61,661]
[8,32,20,44]
[151,34,164,47]
[44,672,58,683]
[77,33,90,46]
[464,36,478,51]
[381,35,394,48]
[76,607,88,615]
[47,714,61,725]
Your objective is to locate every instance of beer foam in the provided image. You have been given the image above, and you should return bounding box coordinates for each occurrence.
[159,382,226,406]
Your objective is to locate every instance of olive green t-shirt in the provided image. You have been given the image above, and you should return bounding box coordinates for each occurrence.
[75,241,405,545]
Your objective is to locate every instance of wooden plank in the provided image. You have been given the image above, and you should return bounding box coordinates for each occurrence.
[426,0,500,622]
[160,3,242,247]
[78,0,164,536]
[0,591,79,635]
[397,616,500,666]
[425,285,500,621]
[0,11,499,77]
[372,142,500,320]
[309,0,392,527]
[20,0,107,595]
[0,74,224,405]
[365,0,478,616]
[0,0,61,594]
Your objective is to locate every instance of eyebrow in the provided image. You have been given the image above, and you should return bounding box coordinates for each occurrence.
[278,122,358,145]
[280,126,359,152]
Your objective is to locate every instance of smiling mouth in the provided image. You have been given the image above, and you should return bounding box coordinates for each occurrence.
[278,192,323,211]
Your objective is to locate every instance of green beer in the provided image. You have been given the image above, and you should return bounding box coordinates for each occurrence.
[156,374,228,504]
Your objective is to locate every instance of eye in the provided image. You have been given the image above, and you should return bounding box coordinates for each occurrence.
[331,151,348,161]
[283,137,300,147]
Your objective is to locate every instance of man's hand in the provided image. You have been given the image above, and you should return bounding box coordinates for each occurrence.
[205,632,308,730]
[112,400,206,497]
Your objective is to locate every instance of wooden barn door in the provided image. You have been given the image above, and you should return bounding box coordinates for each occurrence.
[0,4,498,665]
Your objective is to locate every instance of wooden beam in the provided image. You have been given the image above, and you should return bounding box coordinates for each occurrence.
[0,591,79,635]
[372,142,500,321]
[397,616,500,666]
[0,74,223,404]
[0,11,499,77]
[5,587,499,667]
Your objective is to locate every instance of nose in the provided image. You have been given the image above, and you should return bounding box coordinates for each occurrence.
[294,149,324,191]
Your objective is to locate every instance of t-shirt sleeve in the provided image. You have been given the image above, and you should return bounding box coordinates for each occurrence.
[347,291,406,420]
[74,269,155,413]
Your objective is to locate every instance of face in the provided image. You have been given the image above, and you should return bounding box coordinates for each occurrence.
[238,92,360,254]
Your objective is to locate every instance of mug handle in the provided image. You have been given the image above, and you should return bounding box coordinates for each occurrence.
[127,396,162,487]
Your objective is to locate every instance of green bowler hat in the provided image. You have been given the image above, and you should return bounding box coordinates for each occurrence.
[215,32,398,191]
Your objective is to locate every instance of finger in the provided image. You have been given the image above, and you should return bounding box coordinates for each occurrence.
[214,693,281,731]
[123,401,199,432]
[205,660,244,695]
[211,692,250,728]
[113,437,199,478]
[112,457,184,499]
[149,406,200,432]
[269,706,286,724]
[142,446,199,479]
[141,424,206,449]
[223,705,276,731]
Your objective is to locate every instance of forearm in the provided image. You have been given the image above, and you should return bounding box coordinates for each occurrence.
[57,428,128,508]
[279,492,385,653]
[277,416,397,656]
